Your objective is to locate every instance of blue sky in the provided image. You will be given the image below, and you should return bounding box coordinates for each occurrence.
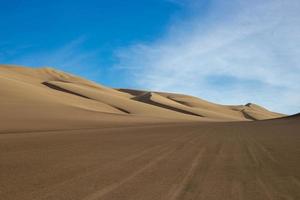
[1,0,300,114]
[0,0,180,85]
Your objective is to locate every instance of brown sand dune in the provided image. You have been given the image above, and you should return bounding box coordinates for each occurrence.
[0,64,284,127]
[42,81,200,120]
[0,65,299,200]
[0,65,201,131]
[289,113,300,118]
[119,88,285,120]
[274,113,300,121]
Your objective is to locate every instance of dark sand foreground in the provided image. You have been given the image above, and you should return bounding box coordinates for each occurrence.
[1,116,299,200]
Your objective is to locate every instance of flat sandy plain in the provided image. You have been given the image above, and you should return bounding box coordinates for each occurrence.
[0,65,299,200]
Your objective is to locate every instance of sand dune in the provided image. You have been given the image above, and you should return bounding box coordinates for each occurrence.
[120,88,284,120]
[0,64,284,128]
[0,65,196,131]
[0,65,298,200]
[42,81,199,119]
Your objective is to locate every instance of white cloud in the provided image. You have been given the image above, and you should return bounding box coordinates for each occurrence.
[116,0,300,114]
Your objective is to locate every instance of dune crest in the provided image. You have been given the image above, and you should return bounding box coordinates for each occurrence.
[0,64,285,131]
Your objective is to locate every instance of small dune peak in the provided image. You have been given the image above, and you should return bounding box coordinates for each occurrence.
[244,102,273,113]
[245,103,255,107]
[245,103,264,110]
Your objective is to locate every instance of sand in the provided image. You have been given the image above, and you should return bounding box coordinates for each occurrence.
[0,65,299,200]
[0,64,284,129]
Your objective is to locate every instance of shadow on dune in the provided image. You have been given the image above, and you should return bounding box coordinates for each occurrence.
[133,92,204,117]
[42,81,91,99]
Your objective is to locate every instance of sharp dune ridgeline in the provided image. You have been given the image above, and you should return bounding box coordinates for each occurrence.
[0,64,299,200]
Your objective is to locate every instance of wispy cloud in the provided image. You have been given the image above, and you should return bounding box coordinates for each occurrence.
[2,37,103,81]
[116,0,300,114]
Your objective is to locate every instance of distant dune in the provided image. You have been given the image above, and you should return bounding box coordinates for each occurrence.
[1,65,299,200]
[0,64,284,131]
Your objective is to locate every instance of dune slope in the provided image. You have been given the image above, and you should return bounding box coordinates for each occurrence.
[119,88,285,120]
[0,64,284,128]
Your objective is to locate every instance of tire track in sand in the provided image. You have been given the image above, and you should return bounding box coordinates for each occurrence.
[167,147,205,200]
[82,130,198,200]
[30,129,195,200]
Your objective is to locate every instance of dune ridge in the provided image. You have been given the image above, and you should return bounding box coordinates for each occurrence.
[0,64,285,132]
